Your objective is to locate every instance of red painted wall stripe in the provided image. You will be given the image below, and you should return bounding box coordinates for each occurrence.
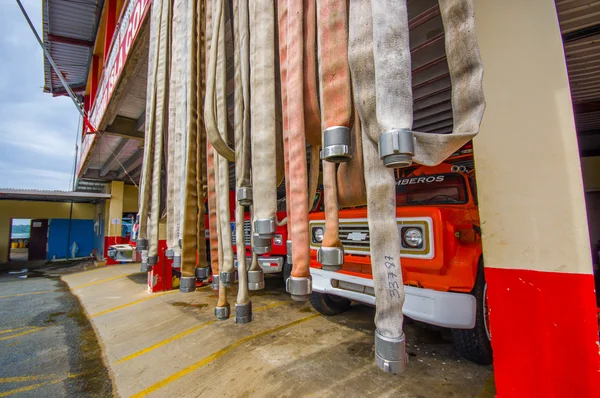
[485,267,600,397]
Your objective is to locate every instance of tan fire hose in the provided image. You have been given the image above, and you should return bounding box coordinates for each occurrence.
[316,0,352,271]
[233,0,253,323]
[250,0,278,257]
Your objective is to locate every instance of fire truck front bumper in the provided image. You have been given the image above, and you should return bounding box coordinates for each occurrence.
[237,256,285,274]
[310,268,476,329]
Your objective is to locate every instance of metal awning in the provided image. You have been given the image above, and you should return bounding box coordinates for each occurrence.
[556,0,600,157]
[42,0,104,96]
[0,189,110,203]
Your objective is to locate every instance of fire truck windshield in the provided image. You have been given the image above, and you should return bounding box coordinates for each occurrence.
[395,173,468,205]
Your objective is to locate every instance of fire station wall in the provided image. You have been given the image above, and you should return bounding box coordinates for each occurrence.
[0,201,96,264]
[123,185,139,213]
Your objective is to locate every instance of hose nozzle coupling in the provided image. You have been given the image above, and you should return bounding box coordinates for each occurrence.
[375,330,407,374]
[252,218,276,254]
[195,267,211,281]
[172,256,181,269]
[237,186,253,206]
[136,239,149,251]
[286,240,293,264]
[247,269,265,290]
[179,276,196,293]
[148,255,158,266]
[317,246,344,271]
[219,271,235,287]
[378,128,414,168]
[140,261,151,272]
[321,126,351,163]
[165,248,174,259]
[210,274,220,291]
[214,304,230,320]
[234,302,253,324]
[286,275,312,301]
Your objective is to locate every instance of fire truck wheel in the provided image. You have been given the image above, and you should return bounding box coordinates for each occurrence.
[309,292,351,316]
[283,259,292,283]
[451,260,493,365]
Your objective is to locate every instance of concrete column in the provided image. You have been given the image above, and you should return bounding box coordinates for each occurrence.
[473,0,599,396]
[108,181,124,237]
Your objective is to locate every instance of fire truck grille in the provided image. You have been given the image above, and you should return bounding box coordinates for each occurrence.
[231,220,252,246]
[338,225,371,249]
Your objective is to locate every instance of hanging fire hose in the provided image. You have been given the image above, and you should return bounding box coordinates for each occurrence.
[347,0,485,373]
[315,0,352,272]
[135,0,484,372]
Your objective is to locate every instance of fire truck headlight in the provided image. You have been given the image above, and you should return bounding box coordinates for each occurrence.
[274,234,283,245]
[313,227,324,243]
[403,228,423,248]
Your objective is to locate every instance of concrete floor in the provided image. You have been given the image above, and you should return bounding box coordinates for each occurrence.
[52,263,494,398]
[0,268,114,397]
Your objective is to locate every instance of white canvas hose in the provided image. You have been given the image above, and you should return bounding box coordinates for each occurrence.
[316,0,351,271]
[348,0,485,374]
[233,0,253,323]
[349,0,406,374]
[213,0,235,320]
[148,0,171,267]
[137,0,162,271]
[250,0,278,256]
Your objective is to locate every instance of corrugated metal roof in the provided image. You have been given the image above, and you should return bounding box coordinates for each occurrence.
[0,189,110,203]
[42,0,104,95]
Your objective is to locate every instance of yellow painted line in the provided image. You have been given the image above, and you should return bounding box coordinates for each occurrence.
[0,375,57,383]
[91,290,178,317]
[0,327,45,342]
[0,327,31,335]
[0,291,53,299]
[0,374,76,397]
[130,313,320,398]
[476,375,496,398]
[72,273,136,289]
[116,300,290,365]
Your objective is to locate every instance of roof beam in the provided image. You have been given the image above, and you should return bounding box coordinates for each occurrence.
[563,24,600,43]
[117,148,144,179]
[47,34,94,47]
[51,83,86,96]
[100,139,129,177]
[578,129,600,137]
[104,116,144,140]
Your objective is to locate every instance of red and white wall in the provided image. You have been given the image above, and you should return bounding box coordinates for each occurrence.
[473,0,600,396]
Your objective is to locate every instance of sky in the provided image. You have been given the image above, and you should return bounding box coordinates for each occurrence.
[0,0,80,191]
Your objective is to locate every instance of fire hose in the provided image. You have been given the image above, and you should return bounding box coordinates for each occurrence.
[233,0,253,323]
[316,0,352,271]
[348,0,485,374]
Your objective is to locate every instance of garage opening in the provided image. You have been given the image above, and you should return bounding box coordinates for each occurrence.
[9,219,30,262]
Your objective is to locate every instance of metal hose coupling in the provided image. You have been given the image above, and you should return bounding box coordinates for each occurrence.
[140,260,151,272]
[247,269,265,290]
[237,186,253,206]
[172,255,181,269]
[375,330,407,374]
[286,240,293,264]
[321,126,351,162]
[214,304,230,320]
[148,255,158,266]
[317,246,344,271]
[210,274,220,291]
[137,239,149,251]
[234,302,253,324]
[179,276,196,293]
[378,128,415,168]
[286,275,312,301]
[195,267,211,281]
[165,248,174,259]
[219,271,235,287]
[252,218,276,254]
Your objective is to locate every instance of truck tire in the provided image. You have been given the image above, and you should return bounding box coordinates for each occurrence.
[309,292,351,316]
[282,259,292,283]
[451,260,493,365]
